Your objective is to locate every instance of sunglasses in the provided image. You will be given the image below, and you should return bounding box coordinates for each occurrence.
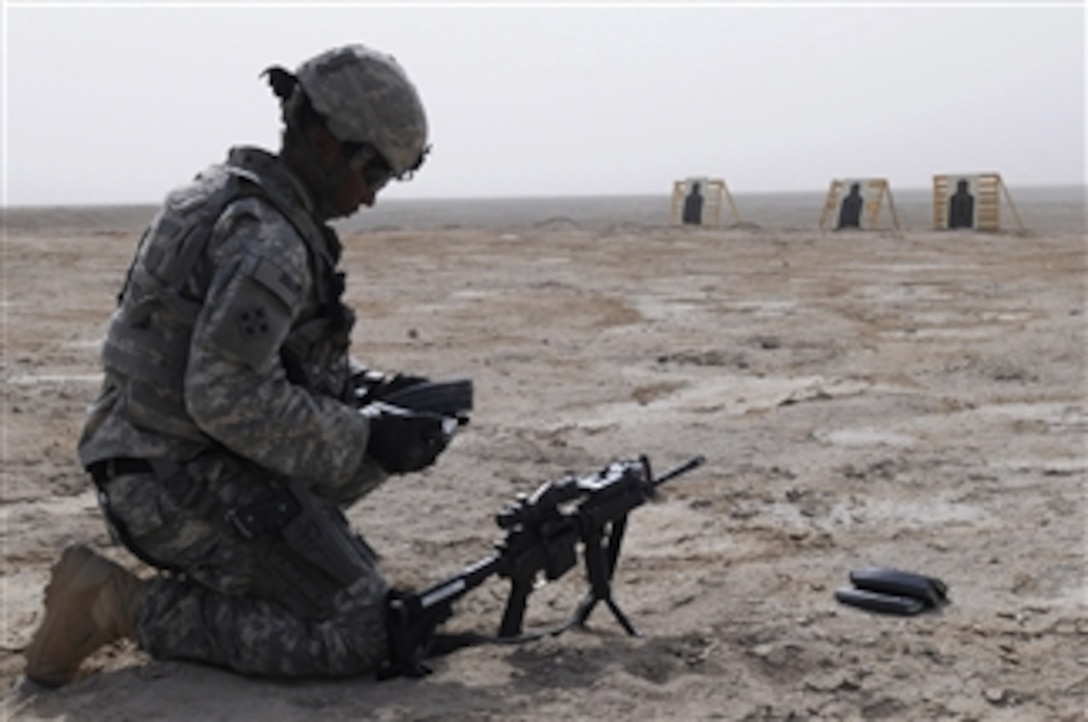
[347,146,395,192]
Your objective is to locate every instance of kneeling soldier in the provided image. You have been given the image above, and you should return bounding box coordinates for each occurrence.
[26,43,459,686]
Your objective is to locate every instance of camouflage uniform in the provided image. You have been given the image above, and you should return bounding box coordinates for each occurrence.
[79,146,392,676]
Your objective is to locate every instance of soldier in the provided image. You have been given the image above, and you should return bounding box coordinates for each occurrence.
[25,43,459,685]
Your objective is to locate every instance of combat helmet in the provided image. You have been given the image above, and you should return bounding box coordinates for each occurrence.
[292,44,428,178]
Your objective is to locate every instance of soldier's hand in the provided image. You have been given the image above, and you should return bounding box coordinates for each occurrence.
[362,403,455,474]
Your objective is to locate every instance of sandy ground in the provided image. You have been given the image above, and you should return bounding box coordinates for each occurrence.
[1,221,1085,721]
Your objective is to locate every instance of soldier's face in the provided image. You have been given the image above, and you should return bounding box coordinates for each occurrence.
[326,146,395,217]
[307,127,391,218]
[327,161,372,216]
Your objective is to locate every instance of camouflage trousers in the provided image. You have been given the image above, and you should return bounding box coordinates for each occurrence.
[97,453,389,677]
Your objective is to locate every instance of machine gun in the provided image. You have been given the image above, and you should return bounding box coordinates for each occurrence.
[378,454,706,680]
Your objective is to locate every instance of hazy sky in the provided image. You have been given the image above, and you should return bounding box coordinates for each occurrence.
[3,2,1084,205]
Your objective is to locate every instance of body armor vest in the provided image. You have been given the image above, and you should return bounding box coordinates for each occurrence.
[100,149,355,442]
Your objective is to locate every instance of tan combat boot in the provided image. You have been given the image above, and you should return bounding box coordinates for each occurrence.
[24,544,146,687]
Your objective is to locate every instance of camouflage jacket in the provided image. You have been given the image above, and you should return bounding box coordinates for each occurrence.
[79,147,379,493]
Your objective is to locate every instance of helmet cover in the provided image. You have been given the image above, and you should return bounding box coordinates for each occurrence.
[295,44,428,177]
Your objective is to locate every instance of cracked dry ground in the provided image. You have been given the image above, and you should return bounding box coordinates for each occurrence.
[3,223,1085,721]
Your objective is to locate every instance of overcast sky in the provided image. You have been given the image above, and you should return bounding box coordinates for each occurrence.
[2,2,1084,205]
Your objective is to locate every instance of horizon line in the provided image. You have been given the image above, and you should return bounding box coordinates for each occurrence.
[3,181,1085,210]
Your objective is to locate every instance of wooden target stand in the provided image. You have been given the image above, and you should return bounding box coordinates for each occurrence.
[670,177,742,227]
[932,173,1025,232]
[819,177,901,231]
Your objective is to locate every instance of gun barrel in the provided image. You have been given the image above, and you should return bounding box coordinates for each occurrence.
[653,454,706,488]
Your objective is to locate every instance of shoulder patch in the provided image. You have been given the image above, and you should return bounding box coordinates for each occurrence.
[203,260,294,372]
[248,255,305,309]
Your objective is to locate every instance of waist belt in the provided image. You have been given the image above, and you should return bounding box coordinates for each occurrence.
[88,456,209,514]
[88,457,154,486]
[88,455,295,538]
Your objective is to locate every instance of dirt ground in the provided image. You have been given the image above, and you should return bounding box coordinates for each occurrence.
[2,220,1085,721]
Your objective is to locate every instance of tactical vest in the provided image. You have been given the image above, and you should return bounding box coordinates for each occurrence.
[101,150,355,442]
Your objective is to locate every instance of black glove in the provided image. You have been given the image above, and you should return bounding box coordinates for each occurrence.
[364,404,453,474]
